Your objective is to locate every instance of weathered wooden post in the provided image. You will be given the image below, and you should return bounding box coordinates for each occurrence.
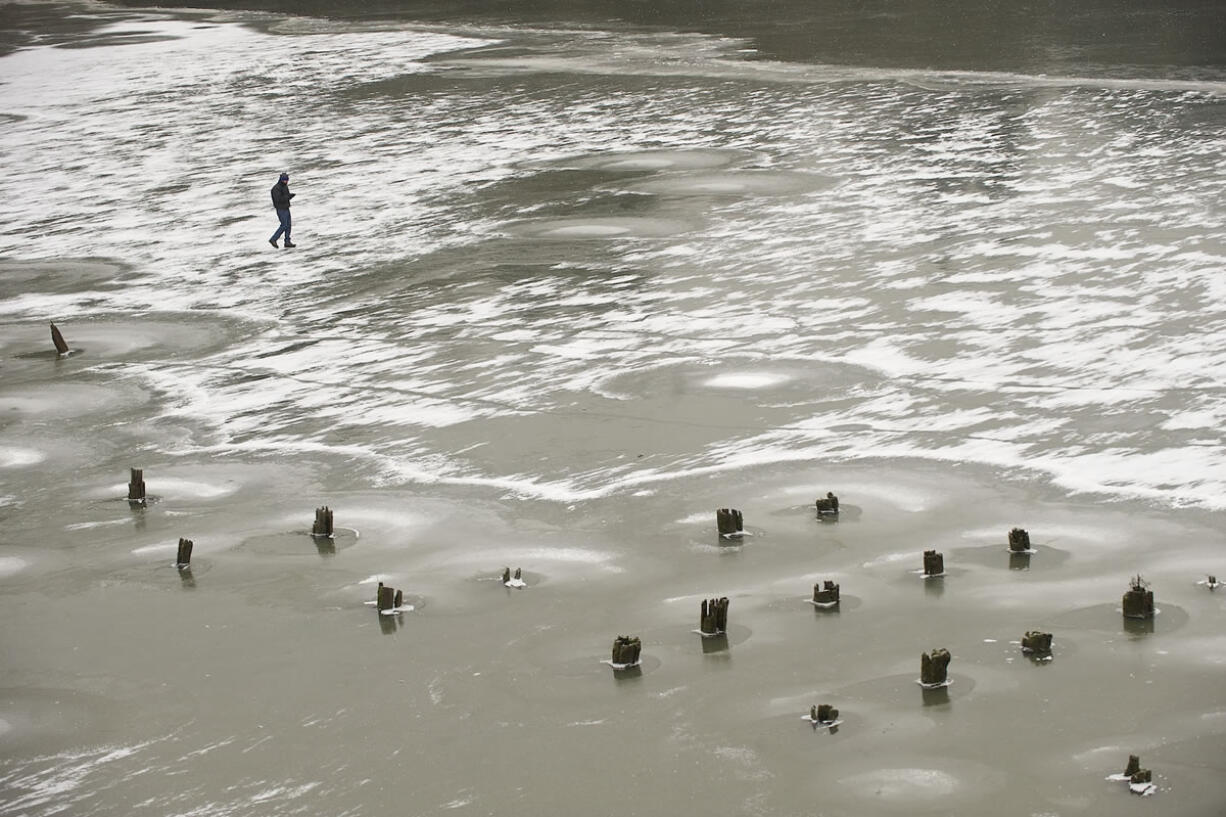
[920,648,951,686]
[1207,574,1219,590]
[376,582,397,612]
[127,468,146,504]
[50,322,70,355]
[812,580,840,607]
[1008,527,1031,552]
[815,492,839,516]
[175,537,193,568]
[699,597,729,635]
[501,567,525,587]
[923,549,944,577]
[716,508,743,537]
[611,635,641,667]
[1122,575,1154,619]
[815,704,839,723]
[312,506,334,537]
[1119,754,1154,793]
[1021,631,1052,654]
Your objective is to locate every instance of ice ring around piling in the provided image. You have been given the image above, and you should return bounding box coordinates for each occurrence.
[101,476,241,503]
[472,569,543,589]
[807,594,862,612]
[505,215,696,240]
[605,170,838,198]
[4,311,260,364]
[834,672,976,707]
[954,543,1071,571]
[240,528,360,557]
[531,148,751,173]
[1044,602,1189,635]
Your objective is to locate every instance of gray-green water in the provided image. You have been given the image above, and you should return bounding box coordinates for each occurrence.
[1,2,1225,815]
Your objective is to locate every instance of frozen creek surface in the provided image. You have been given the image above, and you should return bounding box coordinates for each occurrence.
[1,2,1225,816]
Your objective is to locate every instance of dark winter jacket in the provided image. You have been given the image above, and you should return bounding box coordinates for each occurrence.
[271,181,294,210]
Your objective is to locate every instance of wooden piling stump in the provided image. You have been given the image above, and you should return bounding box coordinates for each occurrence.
[699,597,729,635]
[922,549,944,577]
[1122,575,1154,619]
[716,508,743,536]
[127,468,146,503]
[920,648,951,686]
[1008,527,1031,552]
[812,580,840,606]
[816,704,839,723]
[376,583,396,612]
[175,537,193,567]
[1124,755,1141,778]
[312,506,334,537]
[611,635,641,666]
[815,492,839,515]
[1020,631,1052,654]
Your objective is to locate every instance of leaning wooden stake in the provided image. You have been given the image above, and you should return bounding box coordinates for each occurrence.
[50,322,70,355]
[699,597,729,635]
[175,537,193,567]
[128,468,146,504]
[312,506,334,537]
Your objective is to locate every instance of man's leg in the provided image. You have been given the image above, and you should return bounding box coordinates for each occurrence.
[270,209,290,245]
[281,210,295,247]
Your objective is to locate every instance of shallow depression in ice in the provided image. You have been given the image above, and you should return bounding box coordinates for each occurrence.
[838,767,960,800]
[505,216,695,240]
[611,170,837,197]
[533,148,750,172]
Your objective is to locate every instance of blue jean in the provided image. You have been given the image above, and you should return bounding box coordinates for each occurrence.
[270,208,291,243]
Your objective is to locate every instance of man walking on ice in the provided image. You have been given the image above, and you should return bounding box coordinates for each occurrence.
[269,172,295,248]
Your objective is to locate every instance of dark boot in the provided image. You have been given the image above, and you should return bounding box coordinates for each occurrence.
[283,240,296,248]
[269,239,278,248]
